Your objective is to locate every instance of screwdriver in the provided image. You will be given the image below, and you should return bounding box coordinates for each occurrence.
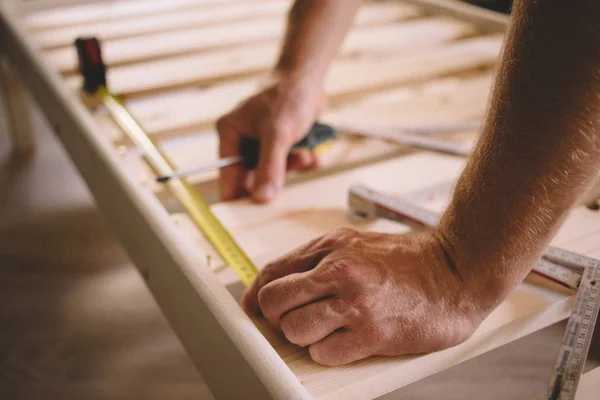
[156,123,337,183]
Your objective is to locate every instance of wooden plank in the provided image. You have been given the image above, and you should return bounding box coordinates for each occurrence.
[46,4,428,75]
[65,22,491,98]
[173,152,599,399]
[403,0,509,33]
[577,367,600,400]
[323,72,492,128]
[2,6,309,399]
[23,0,253,31]
[30,2,289,50]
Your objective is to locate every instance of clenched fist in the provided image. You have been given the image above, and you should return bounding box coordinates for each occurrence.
[216,76,325,203]
[242,228,496,366]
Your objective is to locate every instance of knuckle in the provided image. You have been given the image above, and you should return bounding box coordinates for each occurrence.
[258,262,278,283]
[215,114,232,135]
[347,292,372,311]
[280,313,310,347]
[322,227,357,246]
[327,258,361,284]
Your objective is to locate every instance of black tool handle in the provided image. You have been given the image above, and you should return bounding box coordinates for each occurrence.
[239,123,337,169]
[75,36,107,94]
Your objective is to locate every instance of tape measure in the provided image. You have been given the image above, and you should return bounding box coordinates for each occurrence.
[348,183,599,399]
[75,36,258,286]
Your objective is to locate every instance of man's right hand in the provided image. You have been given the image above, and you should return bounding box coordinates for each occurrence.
[216,76,325,203]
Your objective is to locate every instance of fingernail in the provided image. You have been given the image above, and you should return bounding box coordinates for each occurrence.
[253,184,277,202]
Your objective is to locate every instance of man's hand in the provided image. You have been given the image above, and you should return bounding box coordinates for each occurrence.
[241,228,493,366]
[216,77,325,203]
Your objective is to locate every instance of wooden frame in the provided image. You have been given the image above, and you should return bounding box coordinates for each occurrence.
[2,1,599,398]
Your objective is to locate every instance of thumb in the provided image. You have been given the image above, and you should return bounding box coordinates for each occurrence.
[252,133,291,203]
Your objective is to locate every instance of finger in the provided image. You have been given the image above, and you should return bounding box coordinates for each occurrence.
[287,150,317,171]
[242,170,256,193]
[309,328,377,366]
[241,237,331,315]
[252,133,291,203]
[258,269,332,325]
[217,116,246,200]
[280,297,349,347]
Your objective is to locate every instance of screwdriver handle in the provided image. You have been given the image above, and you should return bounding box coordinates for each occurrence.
[239,123,337,169]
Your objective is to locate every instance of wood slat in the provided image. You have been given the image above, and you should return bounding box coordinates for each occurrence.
[24,0,258,31]
[323,72,492,128]
[65,17,485,97]
[577,368,600,400]
[31,1,290,50]
[45,3,427,75]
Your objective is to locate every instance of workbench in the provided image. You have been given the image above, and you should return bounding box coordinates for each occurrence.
[1,0,599,398]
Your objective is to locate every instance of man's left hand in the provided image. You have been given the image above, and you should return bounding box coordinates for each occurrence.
[241,228,493,366]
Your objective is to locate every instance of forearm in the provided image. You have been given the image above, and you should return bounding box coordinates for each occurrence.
[274,0,362,84]
[438,0,600,309]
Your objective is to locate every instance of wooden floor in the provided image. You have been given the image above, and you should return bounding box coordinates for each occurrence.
[1,90,599,400]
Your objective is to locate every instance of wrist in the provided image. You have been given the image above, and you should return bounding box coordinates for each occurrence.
[429,229,510,323]
[268,66,325,92]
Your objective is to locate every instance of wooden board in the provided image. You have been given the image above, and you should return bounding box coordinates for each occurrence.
[171,151,600,399]
[31,1,291,50]
[577,368,600,400]
[23,0,258,31]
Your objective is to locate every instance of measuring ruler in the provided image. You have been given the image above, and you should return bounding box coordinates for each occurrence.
[75,37,258,286]
[348,183,599,399]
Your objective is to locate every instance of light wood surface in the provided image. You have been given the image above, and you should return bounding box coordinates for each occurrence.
[172,152,600,399]
[31,1,291,50]
[577,367,600,400]
[23,0,255,31]
[48,12,470,75]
